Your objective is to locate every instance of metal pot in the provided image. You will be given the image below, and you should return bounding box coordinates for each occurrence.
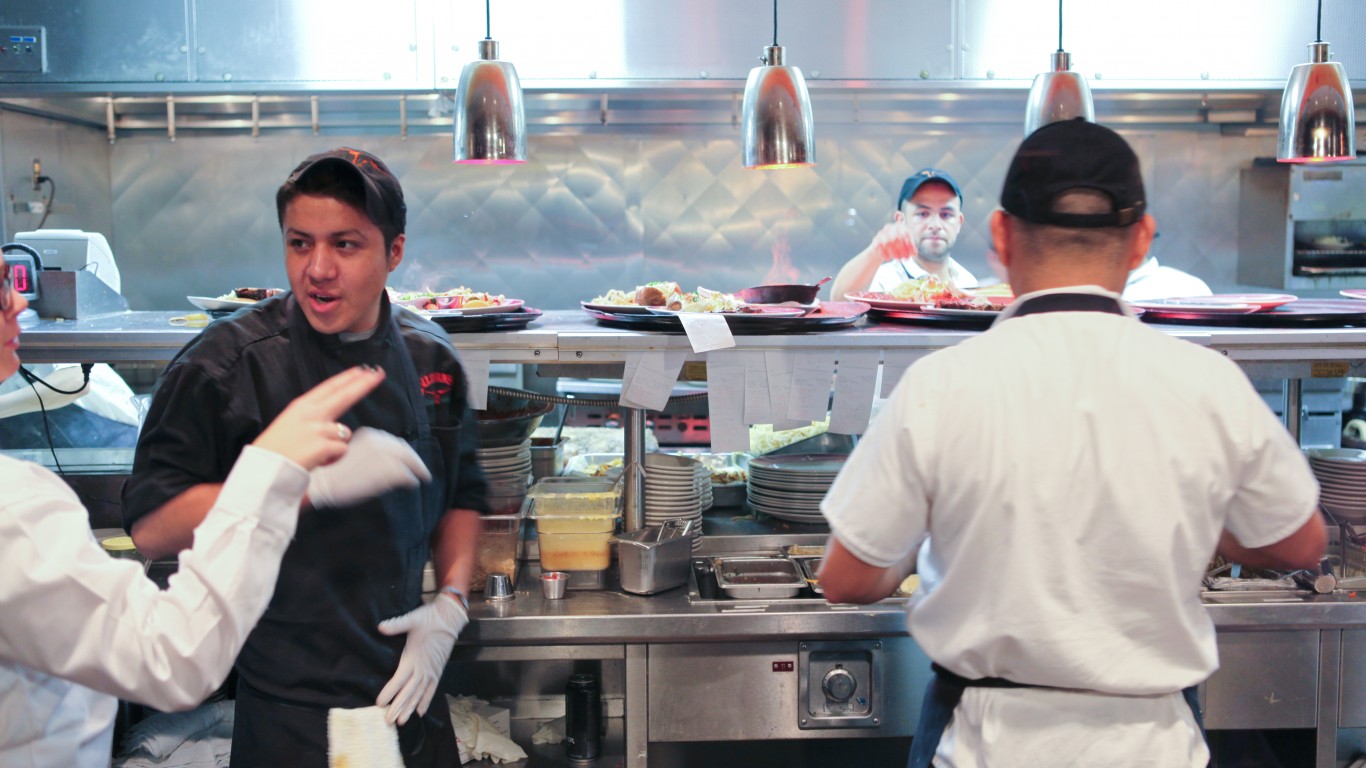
[475,394,556,448]
[736,276,832,305]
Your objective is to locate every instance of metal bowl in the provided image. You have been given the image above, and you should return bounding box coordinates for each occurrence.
[475,394,556,448]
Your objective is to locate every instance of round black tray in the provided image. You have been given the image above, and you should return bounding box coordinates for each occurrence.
[427,307,543,332]
[1138,299,1366,328]
[865,307,997,330]
[582,302,868,334]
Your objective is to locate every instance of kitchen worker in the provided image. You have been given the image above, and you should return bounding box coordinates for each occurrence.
[123,147,490,767]
[1123,253,1213,301]
[1,243,420,765]
[819,119,1325,768]
[831,168,978,301]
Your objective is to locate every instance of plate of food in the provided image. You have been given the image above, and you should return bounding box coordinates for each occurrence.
[585,282,746,314]
[388,287,522,315]
[187,287,284,311]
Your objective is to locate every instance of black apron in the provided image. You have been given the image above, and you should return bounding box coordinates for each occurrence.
[231,297,457,768]
[907,292,1206,768]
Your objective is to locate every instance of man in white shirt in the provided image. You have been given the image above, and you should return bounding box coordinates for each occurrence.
[819,119,1325,768]
[832,169,978,301]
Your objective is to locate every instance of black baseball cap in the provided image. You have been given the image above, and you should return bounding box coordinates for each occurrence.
[276,147,407,236]
[897,168,962,211]
[1000,118,1145,228]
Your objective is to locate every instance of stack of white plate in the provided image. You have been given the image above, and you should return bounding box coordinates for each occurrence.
[1307,448,1366,522]
[477,439,533,512]
[746,454,848,524]
[643,453,708,548]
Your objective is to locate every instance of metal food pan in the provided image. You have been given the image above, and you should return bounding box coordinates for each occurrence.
[713,556,805,599]
[792,556,824,595]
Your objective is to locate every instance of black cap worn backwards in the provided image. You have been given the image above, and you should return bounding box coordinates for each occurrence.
[897,168,963,211]
[1000,119,1146,228]
[278,147,407,235]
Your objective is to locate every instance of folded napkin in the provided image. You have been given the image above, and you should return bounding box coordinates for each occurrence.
[328,706,403,768]
[116,700,234,765]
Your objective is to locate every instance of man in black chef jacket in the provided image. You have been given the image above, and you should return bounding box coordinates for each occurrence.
[123,147,488,767]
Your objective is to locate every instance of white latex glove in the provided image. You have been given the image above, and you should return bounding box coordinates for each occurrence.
[376,593,469,725]
[306,427,432,509]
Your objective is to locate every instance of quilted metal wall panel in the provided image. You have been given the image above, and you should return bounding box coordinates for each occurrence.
[63,122,1274,311]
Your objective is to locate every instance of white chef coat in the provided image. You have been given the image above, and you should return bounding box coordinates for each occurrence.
[823,285,1319,767]
[0,446,308,768]
[869,256,979,293]
[1123,257,1212,301]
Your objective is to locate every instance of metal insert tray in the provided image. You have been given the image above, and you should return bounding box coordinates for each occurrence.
[713,556,805,599]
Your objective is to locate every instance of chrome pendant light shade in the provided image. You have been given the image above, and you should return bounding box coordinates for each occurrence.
[453,2,526,165]
[742,45,816,169]
[1277,41,1356,163]
[1024,50,1094,136]
[1023,0,1094,136]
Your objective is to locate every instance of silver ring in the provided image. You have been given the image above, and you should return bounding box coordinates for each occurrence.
[336,423,349,441]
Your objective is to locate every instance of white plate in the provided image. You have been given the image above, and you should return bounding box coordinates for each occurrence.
[918,306,1009,319]
[1197,293,1298,310]
[1340,290,1366,301]
[582,301,658,315]
[844,291,931,311]
[187,295,255,311]
[1128,298,1261,314]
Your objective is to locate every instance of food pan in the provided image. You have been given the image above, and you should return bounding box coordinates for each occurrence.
[792,555,824,595]
[713,556,805,599]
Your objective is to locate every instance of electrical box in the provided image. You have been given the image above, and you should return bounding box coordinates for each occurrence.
[0,26,47,74]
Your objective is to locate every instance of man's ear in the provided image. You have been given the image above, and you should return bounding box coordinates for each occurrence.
[1126,215,1157,271]
[387,233,406,273]
[989,210,1011,269]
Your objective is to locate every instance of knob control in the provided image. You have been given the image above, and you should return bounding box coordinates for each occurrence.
[821,666,857,701]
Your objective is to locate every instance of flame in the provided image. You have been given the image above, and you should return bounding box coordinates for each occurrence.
[764,234,800,285]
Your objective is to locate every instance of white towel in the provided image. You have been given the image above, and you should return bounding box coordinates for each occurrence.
[446,695,528,764]
[115,700,233,768]
[327,706,404,768]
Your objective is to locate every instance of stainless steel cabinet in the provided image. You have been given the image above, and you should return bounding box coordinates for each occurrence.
[1203,630,1321,730]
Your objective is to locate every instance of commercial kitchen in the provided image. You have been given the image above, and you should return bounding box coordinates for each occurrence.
[1,1,1364,766]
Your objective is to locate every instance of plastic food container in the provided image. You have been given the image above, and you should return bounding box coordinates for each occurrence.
[539,531,614,571]
[528,479,620,531]
[472,513,524,592]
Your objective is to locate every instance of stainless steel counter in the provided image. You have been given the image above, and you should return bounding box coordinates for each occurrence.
[18,310,1366,378]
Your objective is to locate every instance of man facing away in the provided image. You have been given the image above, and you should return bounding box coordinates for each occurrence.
[819,119,1325,768]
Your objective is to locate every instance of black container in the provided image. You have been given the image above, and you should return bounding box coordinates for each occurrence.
[565,673,602,761]
[693,558,718,599]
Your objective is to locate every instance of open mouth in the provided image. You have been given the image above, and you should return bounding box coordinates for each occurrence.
[310,292,341,306]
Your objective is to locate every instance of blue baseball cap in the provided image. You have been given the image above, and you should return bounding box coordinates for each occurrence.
[897,168,963,211]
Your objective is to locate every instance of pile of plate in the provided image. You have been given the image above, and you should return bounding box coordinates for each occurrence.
[477,439,533,515]
[1307,448,1366,522]
[644,453,708,548]
[746,454,848,524]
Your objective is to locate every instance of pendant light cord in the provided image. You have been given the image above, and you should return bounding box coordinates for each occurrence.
[1315,0,1322,43]
[1057,0,1065,52]
[771,0,779,46]
[484,0,492,40]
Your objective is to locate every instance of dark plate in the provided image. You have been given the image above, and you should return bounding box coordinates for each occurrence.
[865,307,996,330]
[1138,299,1366,328]
[583,301,869,334]
[428,306,543,332]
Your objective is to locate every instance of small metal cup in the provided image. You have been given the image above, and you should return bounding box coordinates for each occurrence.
[541,571,569,600]
[484,572,515,601]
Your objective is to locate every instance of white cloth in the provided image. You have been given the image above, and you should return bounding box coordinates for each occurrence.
[869,255,978,292]
[0,446,308,768]
[446,695,527,764]
[822,285,1319,766]
[0,363,140,426]
[327,706,403,768]
[1123,257,1212,301]
[114,699,233,768]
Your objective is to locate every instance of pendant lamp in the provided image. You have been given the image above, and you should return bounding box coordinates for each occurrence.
[741,0,815,169]
[1277,0,1355,163]
[453,0,526,164]
[1023,0,1094,136]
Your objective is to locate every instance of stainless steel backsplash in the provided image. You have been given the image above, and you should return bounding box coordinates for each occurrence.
[1,111,1273,310]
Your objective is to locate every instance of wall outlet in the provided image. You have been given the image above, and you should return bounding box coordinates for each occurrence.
[10,201,47,215]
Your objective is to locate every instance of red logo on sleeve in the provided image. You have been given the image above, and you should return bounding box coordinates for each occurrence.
[420,372,454,405]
